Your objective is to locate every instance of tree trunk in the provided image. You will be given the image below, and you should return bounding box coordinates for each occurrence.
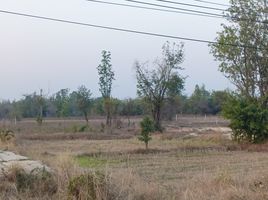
[84,112,89,125]
[152,103,162,132]
[105,98,112,127]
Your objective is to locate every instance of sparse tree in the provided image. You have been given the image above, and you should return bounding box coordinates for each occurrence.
[97,50,115,127]
[75,85,92,124]
[135,42,185,131]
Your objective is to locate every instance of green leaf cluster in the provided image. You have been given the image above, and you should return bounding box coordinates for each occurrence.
[223,95,268,143]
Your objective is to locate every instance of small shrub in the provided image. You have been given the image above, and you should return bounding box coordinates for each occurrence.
[138,116,154,150]
[78,125,88,132]
[72,125,90,133]
[72,125,78,133]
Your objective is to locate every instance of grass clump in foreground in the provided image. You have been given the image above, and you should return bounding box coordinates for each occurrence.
[68,171,108,200]
[0,166,57,199]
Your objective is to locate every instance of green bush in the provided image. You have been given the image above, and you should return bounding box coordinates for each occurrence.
[223,95,268,143]
[138,116,154,150]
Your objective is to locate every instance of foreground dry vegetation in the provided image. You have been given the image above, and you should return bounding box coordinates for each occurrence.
[1,117,268,200]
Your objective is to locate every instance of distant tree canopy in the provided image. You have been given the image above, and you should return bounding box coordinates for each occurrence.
[210,0,268,143]
[0,84,228,122]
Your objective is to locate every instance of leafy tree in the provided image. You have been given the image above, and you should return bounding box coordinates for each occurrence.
[138,116,154,150]
[210,90,230,114]
[97,50,115,127]
[210,0,268,142]
[210,0,268,100]
[19,94,39,118]
[188,84,212,114]
[91,97,105,116]
[75,85,92,124]
[135,42,185,131]
[52,88,70,118]
[68,91,81,117]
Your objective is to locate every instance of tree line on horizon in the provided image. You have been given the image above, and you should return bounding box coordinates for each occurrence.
[0,84,229,121]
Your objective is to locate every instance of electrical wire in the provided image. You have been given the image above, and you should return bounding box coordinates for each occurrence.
[193,0,229,7]
[126,0,223,17]
[0,9,264,50]
[154,0,226,12]
[125,0,267,24]
[85,0,222,18]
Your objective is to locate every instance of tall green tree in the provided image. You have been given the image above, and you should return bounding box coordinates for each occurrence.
[97,50,115,127]
[75,85,92,124]
[52,88,70,118]
[135,42,185,131]
[210,0,268,142]
[210,0,268,100]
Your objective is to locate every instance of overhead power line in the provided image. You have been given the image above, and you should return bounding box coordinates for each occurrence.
[125,0,267,24]
[193,0,229,7]
[0,9,264,50]
[154,0,226,12]
[86,0,222,18]
[126,0,223,17]
[86,0,267,24]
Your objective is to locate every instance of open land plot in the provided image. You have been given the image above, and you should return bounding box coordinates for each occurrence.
[1,116,268,199]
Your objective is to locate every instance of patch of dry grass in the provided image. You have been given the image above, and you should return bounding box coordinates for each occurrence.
[2,117,268,199]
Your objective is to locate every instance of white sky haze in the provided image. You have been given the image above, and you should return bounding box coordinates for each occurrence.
[0,0,233,100]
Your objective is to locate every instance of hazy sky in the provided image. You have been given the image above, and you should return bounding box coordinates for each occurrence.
[0,0,233,100]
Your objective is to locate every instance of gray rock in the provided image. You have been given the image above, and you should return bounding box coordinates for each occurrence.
[0,151,51,177]
[0,151,28,162]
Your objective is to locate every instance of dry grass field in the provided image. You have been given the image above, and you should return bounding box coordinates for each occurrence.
[1,116,268,200]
